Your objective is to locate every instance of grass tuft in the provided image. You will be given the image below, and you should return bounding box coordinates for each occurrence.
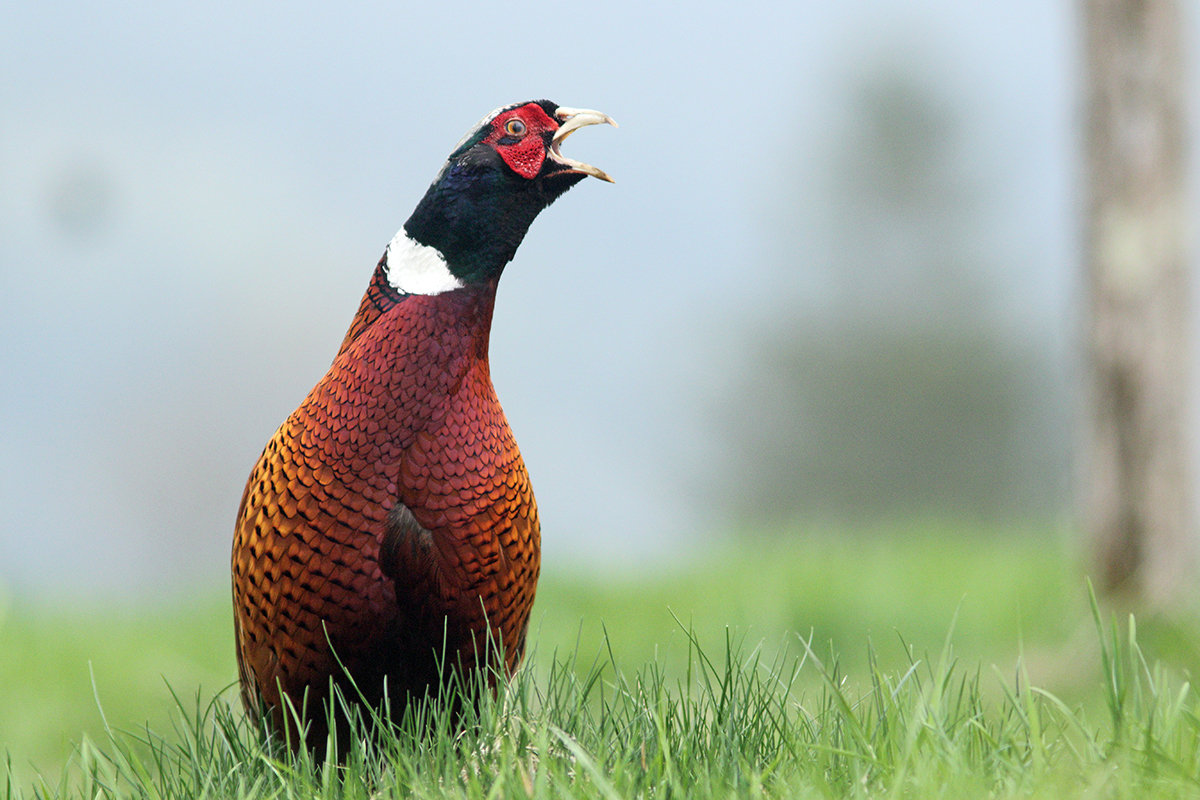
[6,604,1200,799]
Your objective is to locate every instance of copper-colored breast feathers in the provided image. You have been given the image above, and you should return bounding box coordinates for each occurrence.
[231,282,539,748]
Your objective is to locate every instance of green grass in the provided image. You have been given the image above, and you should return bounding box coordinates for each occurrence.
[4,525,1200,797]
[7,597,1200,798]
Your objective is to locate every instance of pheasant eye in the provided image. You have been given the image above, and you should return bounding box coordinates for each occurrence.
[504,118,527,137]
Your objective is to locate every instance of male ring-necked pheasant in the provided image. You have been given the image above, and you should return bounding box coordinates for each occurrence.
[231,100,615,750]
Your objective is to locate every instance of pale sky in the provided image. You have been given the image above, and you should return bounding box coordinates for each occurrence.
[0,0,1111,597]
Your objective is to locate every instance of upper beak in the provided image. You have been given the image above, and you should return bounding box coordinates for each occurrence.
[550,107,618,183]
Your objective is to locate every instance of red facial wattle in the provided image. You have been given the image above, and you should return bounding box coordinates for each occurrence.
[496,135,545,179]
[484,103,559,180]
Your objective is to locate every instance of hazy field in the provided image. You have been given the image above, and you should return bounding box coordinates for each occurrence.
[4,524,1197,797]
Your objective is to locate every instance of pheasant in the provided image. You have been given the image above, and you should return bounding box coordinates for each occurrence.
[231,100,615,751]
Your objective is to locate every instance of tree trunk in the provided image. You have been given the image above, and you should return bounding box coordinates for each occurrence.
[1083,0,1194,606]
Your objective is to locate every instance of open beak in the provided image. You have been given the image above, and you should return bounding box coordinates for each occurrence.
[550,107,618,183]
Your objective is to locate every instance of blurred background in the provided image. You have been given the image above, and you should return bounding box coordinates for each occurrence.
[0,0,1084,595]
[1,0,1198,779]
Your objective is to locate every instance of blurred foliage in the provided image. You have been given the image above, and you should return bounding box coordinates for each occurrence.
[0,592,234,780]
[723,327,1068,519]
[718,65,1071,523]
[542,521,1080,670]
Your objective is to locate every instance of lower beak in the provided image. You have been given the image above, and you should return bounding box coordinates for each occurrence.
[550,107,618,183]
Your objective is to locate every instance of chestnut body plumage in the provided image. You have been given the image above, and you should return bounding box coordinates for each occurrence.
[231,101,614,750]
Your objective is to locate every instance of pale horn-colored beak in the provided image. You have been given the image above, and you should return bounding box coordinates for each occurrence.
[550,107,618,183]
